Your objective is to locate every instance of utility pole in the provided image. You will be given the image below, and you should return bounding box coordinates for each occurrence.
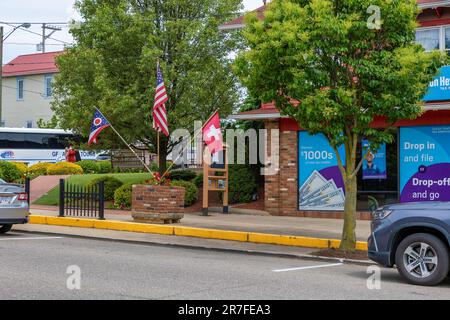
[0,23,31,125]
[40,24,61,53]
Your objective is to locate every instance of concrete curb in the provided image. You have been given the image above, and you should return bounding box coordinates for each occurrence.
[28,215,369,251]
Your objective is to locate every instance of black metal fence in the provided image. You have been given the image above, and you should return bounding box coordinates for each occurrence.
[24,177,30,206]
[58,179,105,220]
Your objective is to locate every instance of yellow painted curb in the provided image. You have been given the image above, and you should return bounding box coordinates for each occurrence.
[248,233,330,249]
[174,226,248,242]
[29,215,47,225]
[93,220,174,235]
[356,241,368,251]
[29,215,368,251]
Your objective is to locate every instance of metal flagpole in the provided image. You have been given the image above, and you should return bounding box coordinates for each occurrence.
[95,108,154,175]
[160,109,220,180]
[157,130,160,166]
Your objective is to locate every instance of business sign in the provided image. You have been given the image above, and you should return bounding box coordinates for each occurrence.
[298,132,346,211]
[423,66,450,101]
[361,140,387,180]
[399,125,450,202]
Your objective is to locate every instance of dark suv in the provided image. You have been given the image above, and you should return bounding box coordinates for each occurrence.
[368,202,450,286]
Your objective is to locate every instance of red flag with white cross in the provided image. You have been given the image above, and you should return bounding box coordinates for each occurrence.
[202,111,223,155]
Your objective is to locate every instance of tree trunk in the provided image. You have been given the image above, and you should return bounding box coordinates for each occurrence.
[339,171,357,251]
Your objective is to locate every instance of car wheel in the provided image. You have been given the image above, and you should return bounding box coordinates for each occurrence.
[0,224,13,234]
[395,233,449,286]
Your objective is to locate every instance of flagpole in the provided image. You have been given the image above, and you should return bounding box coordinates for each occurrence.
[95,108,154,175]
[157,130,160,167]
[160,109,220,180]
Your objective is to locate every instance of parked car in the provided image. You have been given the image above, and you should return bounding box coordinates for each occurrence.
[368,202,450,286]
[96,153,111,161]
[0,181,29,234]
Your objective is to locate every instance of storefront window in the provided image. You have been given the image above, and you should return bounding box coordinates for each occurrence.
[297,130,400,213]
[356,136,398,211]
[445,27,450,54]
[416,28,440,51]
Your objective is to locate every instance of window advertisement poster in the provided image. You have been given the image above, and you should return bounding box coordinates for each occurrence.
[423,66,450,102]
[399,125,450,202]
[298,131,346,211]
[361,140,387,180]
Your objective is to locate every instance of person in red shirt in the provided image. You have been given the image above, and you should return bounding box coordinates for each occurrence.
[66,145,77,163]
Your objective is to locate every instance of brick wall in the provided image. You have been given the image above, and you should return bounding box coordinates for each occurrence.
[264,120,280,215]
[132,185,185,214]
[264,120,371,220]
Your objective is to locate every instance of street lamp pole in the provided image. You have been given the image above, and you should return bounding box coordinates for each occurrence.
[0,23,31,125]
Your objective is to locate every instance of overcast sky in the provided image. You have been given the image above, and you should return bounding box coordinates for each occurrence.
[1,0,264,63]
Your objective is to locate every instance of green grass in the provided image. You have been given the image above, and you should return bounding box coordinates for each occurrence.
[33,173,152,206]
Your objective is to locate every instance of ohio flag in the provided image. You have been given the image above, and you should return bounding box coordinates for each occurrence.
[88,109,111,145]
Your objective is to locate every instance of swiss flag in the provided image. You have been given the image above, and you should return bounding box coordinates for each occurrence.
[202,111,223,155]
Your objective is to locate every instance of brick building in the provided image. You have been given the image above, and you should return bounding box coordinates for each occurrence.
[228,1,450,219]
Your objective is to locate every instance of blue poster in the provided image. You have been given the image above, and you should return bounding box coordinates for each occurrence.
[361,140,387,180]
[298,132,346,211]
[399,125,450,203]
[423,66,450,101]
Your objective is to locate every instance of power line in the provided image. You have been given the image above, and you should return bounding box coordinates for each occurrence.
[2,84,45,96]
[0,22,72,45]
[4,42,65,46]
[0,22,69,25]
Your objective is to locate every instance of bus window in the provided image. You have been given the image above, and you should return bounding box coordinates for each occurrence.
[0,133,26,148]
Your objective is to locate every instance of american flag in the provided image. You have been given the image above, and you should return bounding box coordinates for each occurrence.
[152,62,169,136]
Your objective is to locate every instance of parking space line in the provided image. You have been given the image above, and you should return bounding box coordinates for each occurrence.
[272,262,343,272]
[0,236,64,241]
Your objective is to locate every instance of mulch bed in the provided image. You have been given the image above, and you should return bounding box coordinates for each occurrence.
[312,248,369,261]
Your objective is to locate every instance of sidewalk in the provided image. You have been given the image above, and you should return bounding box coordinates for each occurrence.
[30,205,371,241]
[29,175,68,203]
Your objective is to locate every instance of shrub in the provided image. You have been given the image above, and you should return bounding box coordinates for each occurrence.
[10,162,28,176]
[47,162,84,175]
[169,169,197,181]
[87,176,123,200]
[114,183,133,209]
[150,162,159,172]
[191,173,203,187]
[227,165,258,204]
[76,160,99,174]
[27,162,52,176]
[0,161,22,182]
[97,160,112,173]
[170,180,198,206]
[113,167,144,173]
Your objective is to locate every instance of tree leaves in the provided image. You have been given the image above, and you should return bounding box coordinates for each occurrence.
[236,0,447,151]
[52,0,243,155]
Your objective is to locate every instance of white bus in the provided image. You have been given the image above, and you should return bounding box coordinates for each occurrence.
[0,127,98,165]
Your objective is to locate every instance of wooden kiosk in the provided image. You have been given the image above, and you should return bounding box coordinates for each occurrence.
[202,146,229,216]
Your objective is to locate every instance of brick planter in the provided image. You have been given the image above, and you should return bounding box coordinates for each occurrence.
[131,185,185,224]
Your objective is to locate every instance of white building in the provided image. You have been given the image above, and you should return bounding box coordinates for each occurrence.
[1,51,62,128]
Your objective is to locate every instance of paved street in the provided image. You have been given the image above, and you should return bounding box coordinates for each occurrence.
[0,232,449,300]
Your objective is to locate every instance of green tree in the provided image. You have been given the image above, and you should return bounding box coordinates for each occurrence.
[37,115,59,129]
[52,0,243,173]
[235,0,446,250]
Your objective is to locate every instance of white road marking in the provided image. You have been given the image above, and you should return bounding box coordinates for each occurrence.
[0,236,64,241]
[272,262,343,273]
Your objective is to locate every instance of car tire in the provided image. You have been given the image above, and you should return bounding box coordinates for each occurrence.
[395,233,449,286]
[0,224,13,234]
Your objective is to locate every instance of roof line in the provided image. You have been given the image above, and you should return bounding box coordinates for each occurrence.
[418,1,450,9]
